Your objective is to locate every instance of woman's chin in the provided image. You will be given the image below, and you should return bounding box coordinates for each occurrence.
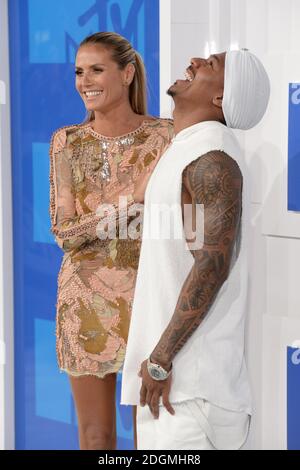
[85,104,102,113]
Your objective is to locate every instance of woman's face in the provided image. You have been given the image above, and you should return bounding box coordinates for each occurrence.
[75,44,131,114]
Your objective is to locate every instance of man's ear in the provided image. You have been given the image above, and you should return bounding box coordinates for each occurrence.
[212,94,223,109]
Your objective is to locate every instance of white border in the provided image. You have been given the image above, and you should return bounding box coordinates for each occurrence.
[159,0,172,118]
[0,0,15,450]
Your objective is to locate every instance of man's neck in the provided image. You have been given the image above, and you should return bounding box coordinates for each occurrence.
[173,107,219,135]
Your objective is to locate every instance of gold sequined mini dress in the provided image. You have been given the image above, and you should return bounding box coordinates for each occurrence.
[49,118,173,378]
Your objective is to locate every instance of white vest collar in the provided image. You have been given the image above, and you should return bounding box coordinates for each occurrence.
[172,120,227,142]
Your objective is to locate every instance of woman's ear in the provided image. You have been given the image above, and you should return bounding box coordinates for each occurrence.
[123,63,135,86]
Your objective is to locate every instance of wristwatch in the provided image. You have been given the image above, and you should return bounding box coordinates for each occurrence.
[147,357,172,381]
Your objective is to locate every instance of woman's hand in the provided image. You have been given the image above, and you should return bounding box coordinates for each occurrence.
[133,166,153,204]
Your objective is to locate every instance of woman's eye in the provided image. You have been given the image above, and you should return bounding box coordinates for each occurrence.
[75,69,103,75]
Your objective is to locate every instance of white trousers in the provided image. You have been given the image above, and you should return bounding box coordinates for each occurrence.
[136,398,250,450]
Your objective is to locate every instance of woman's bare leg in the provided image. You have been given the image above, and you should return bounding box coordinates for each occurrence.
[69,373,117,450]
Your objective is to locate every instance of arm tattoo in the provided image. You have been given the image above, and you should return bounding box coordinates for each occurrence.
[151,150,243,369]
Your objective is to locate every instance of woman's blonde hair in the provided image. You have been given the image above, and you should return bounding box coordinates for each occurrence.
[78,32,147,122]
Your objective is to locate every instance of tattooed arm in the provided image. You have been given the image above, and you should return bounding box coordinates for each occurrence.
[150,150,243,370]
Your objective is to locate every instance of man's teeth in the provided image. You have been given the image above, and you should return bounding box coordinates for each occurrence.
[184,71,193,82]
[85,91,102,97]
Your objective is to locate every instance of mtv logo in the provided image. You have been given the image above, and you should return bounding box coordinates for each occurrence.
[28,0,145,64]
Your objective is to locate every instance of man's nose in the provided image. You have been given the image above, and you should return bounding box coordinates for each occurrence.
[190,57,206,68]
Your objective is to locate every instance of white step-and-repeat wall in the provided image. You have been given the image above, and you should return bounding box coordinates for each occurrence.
[170,0,300,450]
[1,0,300,450]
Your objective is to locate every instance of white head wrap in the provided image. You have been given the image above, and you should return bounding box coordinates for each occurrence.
[222,49,270,130]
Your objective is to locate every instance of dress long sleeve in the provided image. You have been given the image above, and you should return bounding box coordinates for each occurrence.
[49,127,134,252]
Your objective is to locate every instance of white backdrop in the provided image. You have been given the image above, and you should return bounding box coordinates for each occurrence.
[164,0,300,450]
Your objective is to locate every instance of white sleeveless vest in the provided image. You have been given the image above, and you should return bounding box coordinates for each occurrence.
[121,121,252,414]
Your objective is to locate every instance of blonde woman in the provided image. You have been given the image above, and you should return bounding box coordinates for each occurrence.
[49,32,173,449]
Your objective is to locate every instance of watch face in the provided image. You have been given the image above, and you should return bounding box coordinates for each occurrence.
[152,369,161,379]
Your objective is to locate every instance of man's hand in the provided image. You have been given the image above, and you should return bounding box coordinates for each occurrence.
[138,360,175,419]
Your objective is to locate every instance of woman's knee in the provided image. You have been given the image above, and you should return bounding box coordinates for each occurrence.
[80,422,116,450]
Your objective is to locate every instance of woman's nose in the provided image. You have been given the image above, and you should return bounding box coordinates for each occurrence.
[82,71,93,85]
